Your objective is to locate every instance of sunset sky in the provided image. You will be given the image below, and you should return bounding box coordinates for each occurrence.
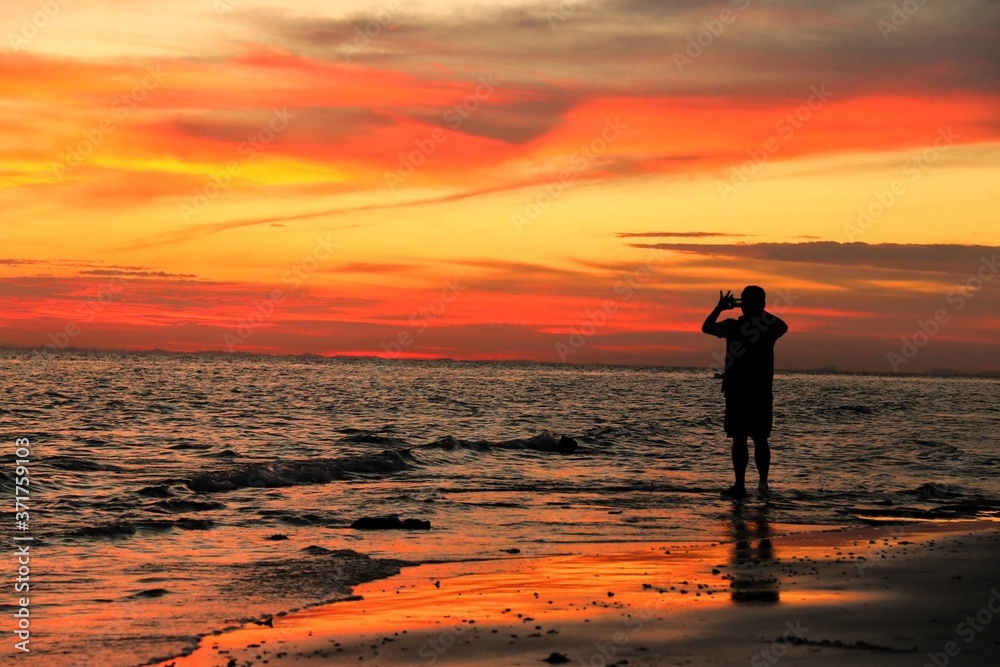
[1,0,997,373]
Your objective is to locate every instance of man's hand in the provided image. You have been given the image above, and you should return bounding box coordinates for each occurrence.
[703,290,733,336]
[717,290,735,311]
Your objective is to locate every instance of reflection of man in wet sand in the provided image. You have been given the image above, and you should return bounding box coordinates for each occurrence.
[702,286,788,499]
[729,504,779,603]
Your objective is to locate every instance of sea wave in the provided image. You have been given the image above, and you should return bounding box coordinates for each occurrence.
[185,431,578,492]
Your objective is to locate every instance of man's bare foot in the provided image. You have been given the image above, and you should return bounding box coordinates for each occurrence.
[758,483,771,500]
[721,485,748,499]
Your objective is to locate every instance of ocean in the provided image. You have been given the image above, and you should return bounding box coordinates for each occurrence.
[1,351,998,666]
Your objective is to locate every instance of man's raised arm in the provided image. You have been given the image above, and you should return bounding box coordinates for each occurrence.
[702,290,734,337]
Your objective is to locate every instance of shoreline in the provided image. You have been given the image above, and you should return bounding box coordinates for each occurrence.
[149,518,1000,667]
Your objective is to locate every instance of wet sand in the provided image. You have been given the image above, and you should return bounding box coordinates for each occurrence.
[151,519,1000,666]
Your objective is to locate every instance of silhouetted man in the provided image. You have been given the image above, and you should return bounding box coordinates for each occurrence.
[702,286,788,499]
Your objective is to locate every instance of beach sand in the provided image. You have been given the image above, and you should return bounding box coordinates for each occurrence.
[151,519,1000,666]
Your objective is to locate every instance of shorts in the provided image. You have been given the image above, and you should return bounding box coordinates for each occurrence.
[724,384,773,439]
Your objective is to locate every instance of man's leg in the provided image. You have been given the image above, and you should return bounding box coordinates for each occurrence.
[752,435,771,497]
[731,435,749,491]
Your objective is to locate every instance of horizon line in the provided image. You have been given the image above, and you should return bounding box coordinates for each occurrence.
[2,345,997,380]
